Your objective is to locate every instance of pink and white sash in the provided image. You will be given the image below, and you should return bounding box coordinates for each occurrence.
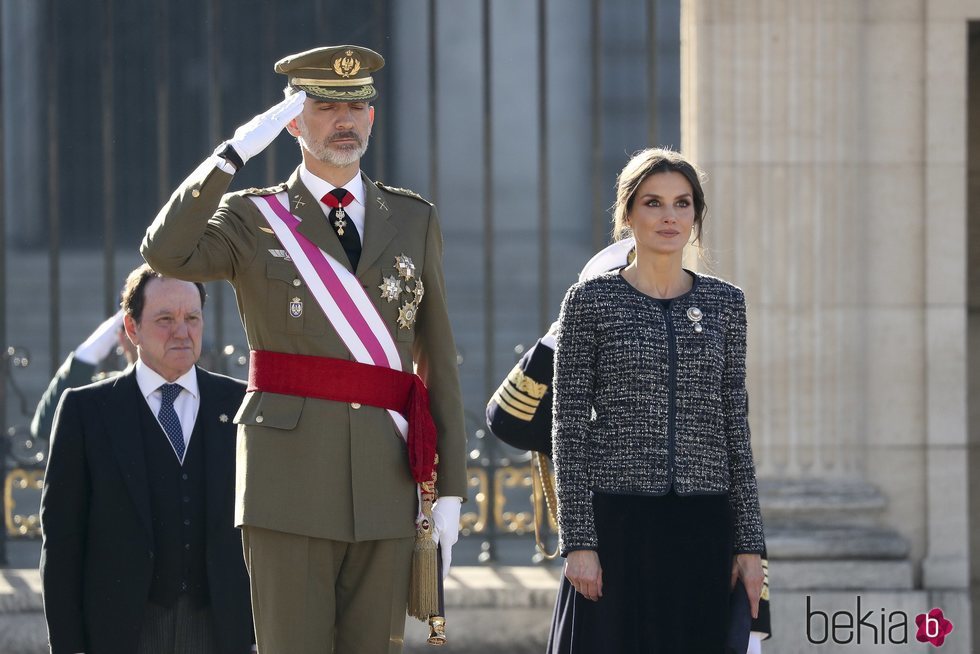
[249,193,409,438]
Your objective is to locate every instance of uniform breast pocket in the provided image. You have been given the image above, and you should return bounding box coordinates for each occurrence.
[265,260,327,336]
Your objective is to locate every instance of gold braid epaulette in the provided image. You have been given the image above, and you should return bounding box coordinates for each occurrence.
[376,182,433,205]
[242,183,287,196]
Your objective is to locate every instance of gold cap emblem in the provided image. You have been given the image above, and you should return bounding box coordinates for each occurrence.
[333,49,362,78]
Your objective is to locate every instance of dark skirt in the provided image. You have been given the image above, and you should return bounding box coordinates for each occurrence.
[547,491,734,654]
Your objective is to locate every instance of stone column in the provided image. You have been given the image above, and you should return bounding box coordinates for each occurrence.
[683,0,925,572]
[683,2,976,649]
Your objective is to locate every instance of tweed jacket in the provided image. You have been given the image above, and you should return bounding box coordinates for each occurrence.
[141,159,467,543]
[552,269,765,555]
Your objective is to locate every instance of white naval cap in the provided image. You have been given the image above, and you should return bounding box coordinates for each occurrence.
[577,238,636,282]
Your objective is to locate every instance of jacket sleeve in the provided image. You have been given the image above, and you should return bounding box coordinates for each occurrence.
[723,288,766,553]
[141,158,259,283]
[412,205,468,500]
[552,283,599,555]
[30,354,96,441]
[39,390,90,654]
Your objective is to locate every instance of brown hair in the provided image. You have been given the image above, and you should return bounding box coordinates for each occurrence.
[121,264,206,323]
[612,148,707,244]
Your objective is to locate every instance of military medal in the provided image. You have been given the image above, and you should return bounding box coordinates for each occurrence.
[333,208,347,236]
[395,254,416,281]
[410,280,425,303]
[398,301,418,329]
[290,297,304,318]
[379,276,402,302]
[687,306,703,333]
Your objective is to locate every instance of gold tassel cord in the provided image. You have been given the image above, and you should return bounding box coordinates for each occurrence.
[531,452,560,560]
[408,479,440,621]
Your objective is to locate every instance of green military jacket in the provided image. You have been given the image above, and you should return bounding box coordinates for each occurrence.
[142,159,467,542]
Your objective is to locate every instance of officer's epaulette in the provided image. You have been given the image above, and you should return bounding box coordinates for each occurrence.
[375,181,432,205]
[242,183,287,196]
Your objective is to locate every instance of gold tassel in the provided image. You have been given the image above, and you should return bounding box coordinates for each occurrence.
[408,480,439,620]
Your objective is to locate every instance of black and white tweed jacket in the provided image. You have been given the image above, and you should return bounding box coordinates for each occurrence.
[552,269,765,555]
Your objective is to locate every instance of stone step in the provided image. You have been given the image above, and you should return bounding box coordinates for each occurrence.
[766,524,910,560]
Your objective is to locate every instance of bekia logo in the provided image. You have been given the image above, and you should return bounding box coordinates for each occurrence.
[915,608,954,648]
[806,596,954,647]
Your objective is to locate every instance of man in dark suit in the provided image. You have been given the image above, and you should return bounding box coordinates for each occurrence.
[40,264,253,654]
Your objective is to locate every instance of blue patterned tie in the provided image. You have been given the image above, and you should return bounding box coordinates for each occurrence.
[158,383,185,460]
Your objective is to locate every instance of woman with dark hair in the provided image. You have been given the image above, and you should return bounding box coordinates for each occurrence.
[551,148,766,652]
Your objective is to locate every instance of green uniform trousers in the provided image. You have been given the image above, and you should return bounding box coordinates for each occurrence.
[243,526,414,654]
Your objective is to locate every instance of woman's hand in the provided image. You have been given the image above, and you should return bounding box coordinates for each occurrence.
[731,553,764,618]
[565,550,603,601]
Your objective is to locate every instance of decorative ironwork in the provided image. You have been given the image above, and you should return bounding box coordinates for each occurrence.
[4,468,42,537]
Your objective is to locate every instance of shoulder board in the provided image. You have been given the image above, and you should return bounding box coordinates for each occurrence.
[242,183,287,196]
[375,182,432,205]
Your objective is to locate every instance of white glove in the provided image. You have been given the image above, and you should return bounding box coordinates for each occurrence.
[75,310,125,365]
[430,496,462,579]
[219,91,307,167]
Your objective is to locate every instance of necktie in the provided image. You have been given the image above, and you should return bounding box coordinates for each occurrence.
[322,188,361,271]
[158,383,185,461]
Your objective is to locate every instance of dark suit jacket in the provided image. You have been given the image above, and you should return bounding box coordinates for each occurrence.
[40,365,252,654]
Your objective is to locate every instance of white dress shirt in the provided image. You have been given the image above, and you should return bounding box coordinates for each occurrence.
[299,164,367,245]
[135,360,200,464]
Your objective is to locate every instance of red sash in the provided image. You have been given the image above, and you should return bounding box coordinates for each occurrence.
[248,349,436,484]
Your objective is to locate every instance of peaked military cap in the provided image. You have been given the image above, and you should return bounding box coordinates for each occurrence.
[275,45,384,102]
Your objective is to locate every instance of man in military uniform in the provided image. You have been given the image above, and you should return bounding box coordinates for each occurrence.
[142,45,466,654]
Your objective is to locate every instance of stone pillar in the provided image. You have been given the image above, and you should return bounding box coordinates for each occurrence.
[683,0,975,649]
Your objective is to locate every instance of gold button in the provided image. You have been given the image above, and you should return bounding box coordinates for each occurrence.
[255,415,264,423]
[191,189,201,198]
[292,278,302,287]
[351,402,361,410]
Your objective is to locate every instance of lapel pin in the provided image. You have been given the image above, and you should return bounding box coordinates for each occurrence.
[293,194,306,210]
[376,196,388,212]
[219,414,229,423]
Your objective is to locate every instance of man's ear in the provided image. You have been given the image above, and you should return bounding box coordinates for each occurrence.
[123,314,139,347]
[369,106,375,126]
[286,117,301,137]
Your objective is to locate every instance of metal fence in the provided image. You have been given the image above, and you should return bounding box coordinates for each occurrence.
[0,0,679,565]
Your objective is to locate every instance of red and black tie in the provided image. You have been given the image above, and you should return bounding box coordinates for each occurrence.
[321,188,360,271]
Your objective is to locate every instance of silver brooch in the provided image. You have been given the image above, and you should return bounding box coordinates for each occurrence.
[687,306,703,333]
[219,414,229,423]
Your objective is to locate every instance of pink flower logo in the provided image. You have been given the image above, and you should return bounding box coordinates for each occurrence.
[915,608,954,647]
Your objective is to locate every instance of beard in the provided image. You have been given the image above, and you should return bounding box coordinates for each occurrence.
[296,115,371,168]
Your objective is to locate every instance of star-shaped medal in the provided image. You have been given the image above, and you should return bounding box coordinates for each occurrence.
[395,254,416,281]
[379,276,402,303]
[398,302,418,329]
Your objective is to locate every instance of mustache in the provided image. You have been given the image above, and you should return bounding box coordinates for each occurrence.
[329,131,362,144]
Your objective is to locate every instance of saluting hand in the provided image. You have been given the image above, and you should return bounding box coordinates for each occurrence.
[731,553,764,618]
[221,91,307,168]
[565,550,603,602]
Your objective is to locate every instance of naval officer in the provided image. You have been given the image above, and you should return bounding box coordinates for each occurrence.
[142,45,467,654]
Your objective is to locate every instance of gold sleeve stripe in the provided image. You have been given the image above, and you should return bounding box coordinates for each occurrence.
[493,391,536,421]
[497,389,539,417]
[499,385,539,412]
[501,382,541,408]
